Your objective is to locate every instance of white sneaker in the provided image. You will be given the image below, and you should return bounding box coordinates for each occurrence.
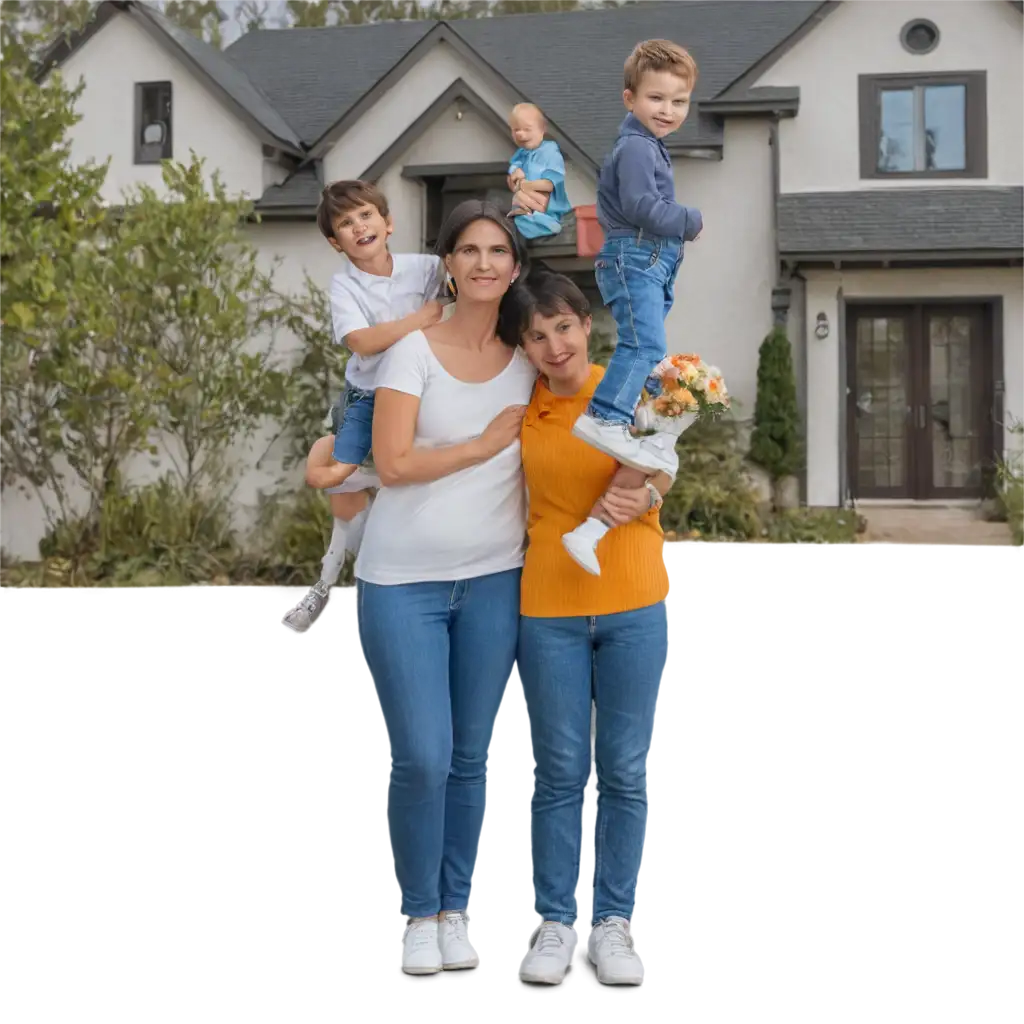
[519,921,577,984]
[572,414,667,473]
[637,432,681,477]
[438,911,479,970]
[402,917,443,975]
[587,917,644,985]
[281,580,330,633]
[561,518,608,576]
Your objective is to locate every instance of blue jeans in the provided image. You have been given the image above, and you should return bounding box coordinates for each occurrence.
[517,602,668,926]
[331,384,374,466]
[356,569,521,918]
[588,234,683,426]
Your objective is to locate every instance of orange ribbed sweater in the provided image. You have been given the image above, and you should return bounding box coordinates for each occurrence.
[520,365,669,618]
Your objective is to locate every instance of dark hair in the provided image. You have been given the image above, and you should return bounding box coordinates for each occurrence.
[434,200,529,344]
[498,264,591,347]
[317,179,390,241]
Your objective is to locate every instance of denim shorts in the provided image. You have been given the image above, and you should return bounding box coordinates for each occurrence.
[331,384,375,467]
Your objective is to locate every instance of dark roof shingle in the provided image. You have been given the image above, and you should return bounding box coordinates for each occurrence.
[777,188,1024,254]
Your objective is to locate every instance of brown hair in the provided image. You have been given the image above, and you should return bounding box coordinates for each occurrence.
[316,180,390,241]
[499,264,590,348]
[623,39,698,94]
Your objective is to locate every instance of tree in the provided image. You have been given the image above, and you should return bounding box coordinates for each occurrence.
[233,0,270,33]
[161,0,225,46]
[117,157,292,495]
[747,326,804,481]
[0,3,118,525]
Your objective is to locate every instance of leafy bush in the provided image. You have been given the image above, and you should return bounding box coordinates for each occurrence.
[659,417,762,541]
[994,420,1023,546]
[28,476,239,585]
[748,326,803,480]
[246,488,351,586]
[763,508,860,544]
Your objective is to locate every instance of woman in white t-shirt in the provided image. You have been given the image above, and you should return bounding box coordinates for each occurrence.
[355,201,537,975]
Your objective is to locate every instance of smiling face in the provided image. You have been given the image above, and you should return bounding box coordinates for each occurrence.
[327,201,393,263]
[521,306,592,390]
[624,69,693,139]
[444,218,520,302]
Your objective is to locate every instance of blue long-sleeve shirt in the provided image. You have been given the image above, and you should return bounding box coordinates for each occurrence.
[596,113,702,241]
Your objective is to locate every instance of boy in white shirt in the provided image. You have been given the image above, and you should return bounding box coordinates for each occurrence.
[282,180,447,633]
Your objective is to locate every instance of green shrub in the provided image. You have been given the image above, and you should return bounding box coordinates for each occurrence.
[764,508,860,544]
[748,326,803,480]
[660,417,762,541]
[246,487,352,586]
[34,476,239,585]
[994,421,1023,546]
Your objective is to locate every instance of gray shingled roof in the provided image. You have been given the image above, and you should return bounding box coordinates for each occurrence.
[777,188,1024,254]
[224,21,434,147]
[257,165,322,210]
[134,4,304,151]
[225,1,823,155]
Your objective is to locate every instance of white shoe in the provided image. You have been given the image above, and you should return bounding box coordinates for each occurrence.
[281,580,330,633]
[637,433,680,477]
[561,519,607,576]
[438,911,479,970]
[587,917,644,985]
[402,917,443,975]
[519,921,577,984]
[572,414,666,473]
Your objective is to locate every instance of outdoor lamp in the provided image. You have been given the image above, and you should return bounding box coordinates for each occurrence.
[815,312,830,339]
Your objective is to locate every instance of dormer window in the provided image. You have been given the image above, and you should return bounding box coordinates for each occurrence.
[134,81,172,164]
[858,72,986,179]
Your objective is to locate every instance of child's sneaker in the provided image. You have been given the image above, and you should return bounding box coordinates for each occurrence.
[572,414,667,473]
[438,911,479,970]
[587,917,644,985]
[561,518,608,576]
[636,432,680,476]
[281,580,330,633]
[519,921,577,984]
[403,917,443,975]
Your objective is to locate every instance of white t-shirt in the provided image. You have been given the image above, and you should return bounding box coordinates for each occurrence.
[330,253,445,391]
[355,330,538,586]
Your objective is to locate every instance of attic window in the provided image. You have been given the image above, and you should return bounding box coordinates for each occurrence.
[134,82,172,164]
[900,19,940,55]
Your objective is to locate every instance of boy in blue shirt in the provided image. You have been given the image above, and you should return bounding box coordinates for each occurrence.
[572,39,704,476]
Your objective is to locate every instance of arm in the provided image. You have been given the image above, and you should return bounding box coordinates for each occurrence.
[372,388,491,486]
[329,273,441,359]
[617,136,702,240]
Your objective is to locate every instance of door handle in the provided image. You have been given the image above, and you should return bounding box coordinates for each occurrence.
[917,405,927,429]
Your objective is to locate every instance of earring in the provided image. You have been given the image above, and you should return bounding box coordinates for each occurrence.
[446,274,457,298]
[511,271,520,284]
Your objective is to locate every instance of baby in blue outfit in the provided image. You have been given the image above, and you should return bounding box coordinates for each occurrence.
[506,103,571,239]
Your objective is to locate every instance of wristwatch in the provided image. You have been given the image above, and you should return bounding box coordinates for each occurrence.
[645,480,663,512]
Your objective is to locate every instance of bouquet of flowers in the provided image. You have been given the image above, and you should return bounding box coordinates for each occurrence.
[633,353,730,436]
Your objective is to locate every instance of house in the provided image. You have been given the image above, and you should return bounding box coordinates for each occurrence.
[5,0,1021,558]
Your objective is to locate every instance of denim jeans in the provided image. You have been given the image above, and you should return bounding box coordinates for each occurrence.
[356,568,521,918]
[331,384,375,466]
[588,234,683,426]
[517,602,668,926]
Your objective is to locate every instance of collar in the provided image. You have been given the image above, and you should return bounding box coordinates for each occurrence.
[342,252,395,286]
[619,112,656,141]
[529,364,602,421]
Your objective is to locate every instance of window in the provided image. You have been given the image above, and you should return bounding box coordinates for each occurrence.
[424,172,511,250]
[134,82,172,164]
[859,72,986,179]
[900,19,940,55]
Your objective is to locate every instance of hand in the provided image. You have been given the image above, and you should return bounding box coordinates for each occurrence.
[508,168,526,191]
[514,185,549,214]
[596,485,651,526]
[476,405,527,458]
[417,298,445,328]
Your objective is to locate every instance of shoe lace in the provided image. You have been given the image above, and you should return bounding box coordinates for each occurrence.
[443,911,469,941]
[598,919,634,957]
[405,919,436,950]
[534,921,564,955]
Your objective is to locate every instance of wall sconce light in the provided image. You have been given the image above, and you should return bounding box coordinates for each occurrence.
[455,103,464,121]
[814,312,830,339]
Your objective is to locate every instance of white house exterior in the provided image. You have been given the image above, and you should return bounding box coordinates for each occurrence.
[3,0,1021,558]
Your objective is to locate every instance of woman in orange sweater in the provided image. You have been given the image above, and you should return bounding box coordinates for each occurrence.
[500,269,674,987]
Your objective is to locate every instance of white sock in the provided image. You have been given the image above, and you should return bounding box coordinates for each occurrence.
[320,517,349,586]
[572,516,611,544]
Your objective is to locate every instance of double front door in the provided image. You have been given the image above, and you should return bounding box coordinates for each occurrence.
[847,303,995,499]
